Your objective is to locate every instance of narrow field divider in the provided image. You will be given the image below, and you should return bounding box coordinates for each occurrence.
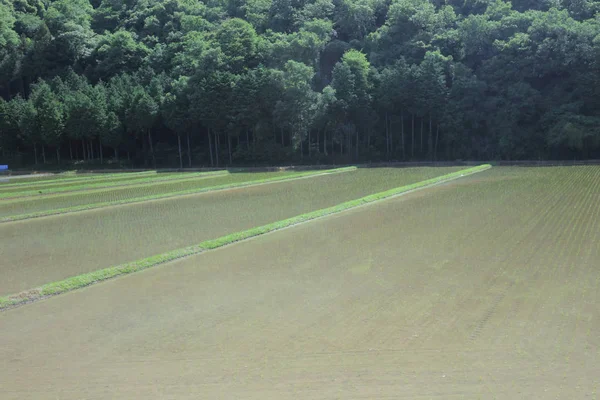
[0,164,490,311]
[0,167,356,223]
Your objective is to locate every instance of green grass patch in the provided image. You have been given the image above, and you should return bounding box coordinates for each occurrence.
[0,167,356,222]
[0,164,490,311]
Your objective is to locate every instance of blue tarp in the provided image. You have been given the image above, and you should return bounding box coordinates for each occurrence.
[0,165,8,170]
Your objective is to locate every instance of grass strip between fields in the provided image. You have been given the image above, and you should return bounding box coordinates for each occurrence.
[0,170,230,199]
[0,164,490,311]
[0,167,356,223]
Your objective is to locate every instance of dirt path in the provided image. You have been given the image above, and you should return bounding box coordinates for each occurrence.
[1,166,599,398]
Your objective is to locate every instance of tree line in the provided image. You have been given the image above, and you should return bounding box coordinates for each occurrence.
[1,0,599,167]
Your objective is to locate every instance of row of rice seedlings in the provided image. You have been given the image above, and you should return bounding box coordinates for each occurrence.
[0,171,164,193]
[0,171,228,199]
[1,168,355,222]
[0,168,358,294]
[0,165,490,309]
[518,167,591,356]
[0,171,101,185]
[0,171,304,218]
[558,167,600,359]
[0,170,156,188]
[402,167,587,347]
[542,167,600,359]
[403,172,527,345]
[0,167,460,294]
[485,167,599,352]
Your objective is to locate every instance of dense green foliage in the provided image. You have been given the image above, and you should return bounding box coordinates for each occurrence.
[0,0,599,165]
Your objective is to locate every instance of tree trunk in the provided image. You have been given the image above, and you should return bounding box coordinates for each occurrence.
[434,124,440,161]
[281,128,284,146]
[355,128,358,159]
[300,133,303,159]
[208,128,214,167]
[385,112,389,158]
[420,117,424,155]
[308,129,311,157]
[411,114,415,159]
[42,145,46,164]
[56,147,60,165]
[75,142,79,160]
[90,139,94,161]
[401,109,405,160]
[389,120,393,157]
[114,147,118,160]
[34,144,38,165]
[215,130,220,166]
[389,118,393,154]
[347,131,351,157]
[317,129,320,155]
[187,132,192,167]
[148,130,156,169]
[82,140,86,161]
[177,133,183,169]
[227,132,232,165]
[330,130,334,157]
[246,128,250,151]
[69,141,73,161]
[324,130,328,156]
[428,114,433,160]
[99,139,103,164]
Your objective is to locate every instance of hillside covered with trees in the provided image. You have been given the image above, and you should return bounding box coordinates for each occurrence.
[1,0,600,167]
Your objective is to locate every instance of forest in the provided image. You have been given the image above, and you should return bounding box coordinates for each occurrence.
[0,0,599,167]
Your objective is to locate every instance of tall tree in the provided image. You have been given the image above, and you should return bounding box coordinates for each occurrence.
[29,80,65,163]
[275,60,317,158]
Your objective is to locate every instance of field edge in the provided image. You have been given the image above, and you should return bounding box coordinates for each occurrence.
[0,164,491,311]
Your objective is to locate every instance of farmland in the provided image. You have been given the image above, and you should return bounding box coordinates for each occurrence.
[0,172,102,185]
[0,171,305,218]
[0,167,462,295]
[1,165,599,399]
[0,171,154,189]
[0,171,221,198]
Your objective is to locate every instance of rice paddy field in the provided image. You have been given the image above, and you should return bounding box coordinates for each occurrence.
[0,171,151,187]
[0,171,305,218]
[0,171,218,199]
[1,165,599,399]
[0,166,462,295]
[0,172,98,185]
